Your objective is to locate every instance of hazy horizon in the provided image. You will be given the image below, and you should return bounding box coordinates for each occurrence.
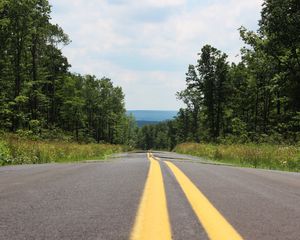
[127,110,177,122]
[126,109,178,111]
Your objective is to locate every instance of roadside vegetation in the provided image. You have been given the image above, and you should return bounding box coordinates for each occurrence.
[0,134,127,166]
[0,0,137,167]
[0,1,137,146]
[136,0,300,172]
[1,0,300,171]
[174,143,300,172]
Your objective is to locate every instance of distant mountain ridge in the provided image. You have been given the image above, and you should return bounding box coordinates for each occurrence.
[127,110,177,127]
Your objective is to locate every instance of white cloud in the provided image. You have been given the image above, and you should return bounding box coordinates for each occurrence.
[143,0,186,7]
[49,0,263,110]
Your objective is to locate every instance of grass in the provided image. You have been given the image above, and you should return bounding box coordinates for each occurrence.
[0,134,127,166]
[174,143,300,172]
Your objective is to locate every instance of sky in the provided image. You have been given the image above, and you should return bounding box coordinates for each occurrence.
[49,0,263,110]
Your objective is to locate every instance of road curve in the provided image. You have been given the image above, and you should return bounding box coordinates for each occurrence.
[0,151,299,240]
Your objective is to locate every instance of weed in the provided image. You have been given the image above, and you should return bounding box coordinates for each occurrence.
[0,134,126,166]
[174,143,300,172]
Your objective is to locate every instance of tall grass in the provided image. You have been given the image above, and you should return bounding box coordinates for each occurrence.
[174,143,300,172]
[0,135,126,166]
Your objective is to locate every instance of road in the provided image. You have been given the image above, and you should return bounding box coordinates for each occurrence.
[0,151,299,240]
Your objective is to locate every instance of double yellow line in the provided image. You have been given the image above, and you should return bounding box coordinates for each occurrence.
[130,152,243,240]
[130,153,172,239]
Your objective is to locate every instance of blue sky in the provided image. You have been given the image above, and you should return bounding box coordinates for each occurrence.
[49,0,263,110]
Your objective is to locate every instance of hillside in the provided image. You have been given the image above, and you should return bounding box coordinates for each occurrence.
[127,110,177,127]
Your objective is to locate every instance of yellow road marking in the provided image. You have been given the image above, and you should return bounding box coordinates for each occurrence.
[148,151,160,161]
[165,161,243,240]
[130,153,172,240]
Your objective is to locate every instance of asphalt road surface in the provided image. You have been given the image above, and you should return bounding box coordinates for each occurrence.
[0,151,299,240]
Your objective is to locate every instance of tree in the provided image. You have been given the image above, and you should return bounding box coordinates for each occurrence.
[260,0,300,130]
[177,65,201,142]
[0,0,132,145]
[197,45,229,140]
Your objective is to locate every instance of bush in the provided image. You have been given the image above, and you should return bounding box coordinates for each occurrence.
[29,120,41,134]
[0,140,11,165]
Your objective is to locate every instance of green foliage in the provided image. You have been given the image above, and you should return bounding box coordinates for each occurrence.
[29,120,41,134]
[136,121,177,150]
[0,134,126,165]
[139,0,300,150]
[0,140,11,165]
[0,0,136,147]
[174,143,300,172]
[136,2,300,178]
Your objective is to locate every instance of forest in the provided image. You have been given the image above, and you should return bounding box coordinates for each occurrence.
[0,0,300,170]
[0,0,136,145]
[137,0,300,151]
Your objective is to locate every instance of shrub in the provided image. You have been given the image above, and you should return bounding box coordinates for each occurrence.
[0,140,11,165]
